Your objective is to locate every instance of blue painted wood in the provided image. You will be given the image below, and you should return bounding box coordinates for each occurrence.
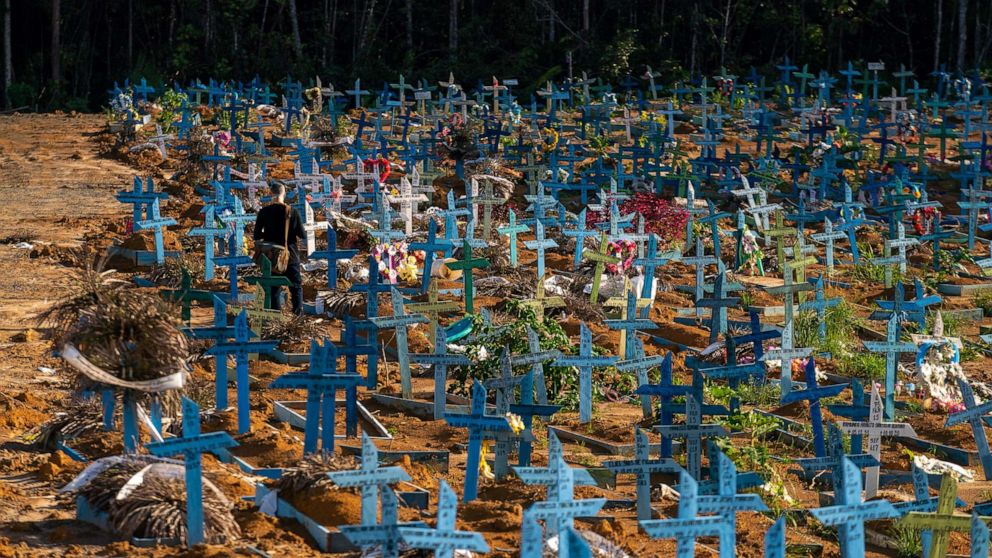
[603,427,683,520]
[206,310,279,434]
[145,398,238,547]
[444,381,511,502]
[554,322,616,423]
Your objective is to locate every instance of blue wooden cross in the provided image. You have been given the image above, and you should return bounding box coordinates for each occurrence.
[513,325,557,406]
[206,310,279,434]
[514,430,597,496]
[328,433,412,526]
[213,231,254,303]
[483,348,527,479]
[497,209,529,269]
[185,295,240,410]
[891,464,950,557]
[444,381,512,502]
[639,470,730,558]
[187,206,227,281]
[616,337,666,419]
[398,480,489,557]
[681,237,718,319]
[761,319,812,400]
[810,457,899,558]
[864,314,916,420]
[350,255,395,318]
[410,326,470,420]
[217,196,255,259]
[145,397,237,547]
[310,227,357,290]
[135,197,177,265]
[635,352,688,458]
[695,269,741,343]
[555,322,616,424]
[524,220,558,280]
[701,337,765,415]
[946,378,992,480]
[698,447,769,557]
[116,176,167,225]
[370,288,428,398]
[781,357,847,458]
[605,290,658,360]
[562,209,598,270]
[729,310,779,367]
[799,274,840,341]
[409,218,453,294]
[508,362,559,467]
[338,486,423,558]
[655,395,728,479]
[269,340,362,455]
[520,452,607,536]
[632,234,679,304]
[826,378,869,453]
[792,423,880,488]
[603,427,684,520]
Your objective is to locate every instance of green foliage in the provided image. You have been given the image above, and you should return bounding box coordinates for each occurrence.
[891,524,923,558]
[975,290,992,317]
[794,302,886,382]
[449,299,639,409]
[714,412,791,512]
[155,88,189,133]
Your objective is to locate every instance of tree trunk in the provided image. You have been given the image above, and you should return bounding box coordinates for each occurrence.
[168,0,175,47]
[127,0,133,68]
[204,0,211,50]
[548,0,555,43]
[405,0,413,50]
[50,0,60,84]
[935,0,943,72]
[259,0,268,58]
[288,0,303,59]
[582,0,589,32]
[958,0,968,71]
[330,0,338,65]
[719,0,732,70]
[690,3,699,77]
[449,0,458,55]
[3,0,11,108]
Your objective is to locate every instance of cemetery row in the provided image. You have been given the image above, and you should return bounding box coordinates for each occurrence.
[15,61,992,557]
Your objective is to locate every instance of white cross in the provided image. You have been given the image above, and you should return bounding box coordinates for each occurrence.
[838,384,918,498]
[387,177,427,235]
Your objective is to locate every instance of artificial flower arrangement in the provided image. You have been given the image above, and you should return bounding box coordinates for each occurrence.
[372,241,423,284]
[605,239,637,275]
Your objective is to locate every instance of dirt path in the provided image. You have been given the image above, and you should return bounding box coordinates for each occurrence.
[0,114,135,555]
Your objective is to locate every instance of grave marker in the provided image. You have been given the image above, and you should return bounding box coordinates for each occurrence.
[838,384,918,498]
[554,322,617,424]
[145,398,237,547]
[603,427,684,520]
[946,378,992,480]
[810,457,899,558]
[654,395,728,479]
[328,433,412,526]
[206,310,279,434]
[444,381,512,502]
[863,314,915,420]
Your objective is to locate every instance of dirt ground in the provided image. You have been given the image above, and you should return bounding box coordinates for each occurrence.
[1,111,990,557]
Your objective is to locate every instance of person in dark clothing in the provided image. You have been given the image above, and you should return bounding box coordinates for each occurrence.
[253,183,306,315]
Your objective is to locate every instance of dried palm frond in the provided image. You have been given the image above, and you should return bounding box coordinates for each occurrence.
[39,268,189,383]
[145,252,205,289]
[267,453,352,495]
[558,293,606,323]
[260,314,325,345]
[25,398,104,452]
[74,460,148,513]
[109,474,240,545]
[320,291,367,318]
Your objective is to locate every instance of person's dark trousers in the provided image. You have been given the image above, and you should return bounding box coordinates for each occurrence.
[270,261,304,315]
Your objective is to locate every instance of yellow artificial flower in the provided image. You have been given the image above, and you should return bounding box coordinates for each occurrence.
[398,255,419,283]
[479,442,495,480]
[506,412,525,435]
